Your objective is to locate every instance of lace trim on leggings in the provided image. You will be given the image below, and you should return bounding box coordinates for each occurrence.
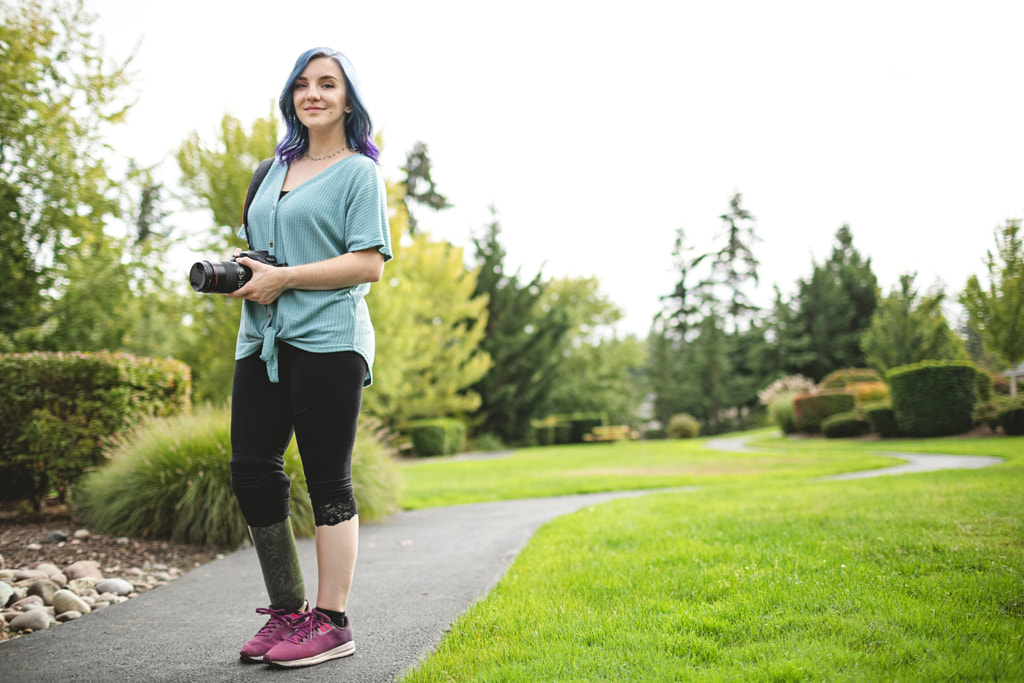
[314,498,358,526]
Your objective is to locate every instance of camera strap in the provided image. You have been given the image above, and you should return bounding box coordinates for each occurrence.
[242,157,275,250]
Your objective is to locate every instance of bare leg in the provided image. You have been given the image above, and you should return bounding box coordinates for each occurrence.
[313,515,359,612]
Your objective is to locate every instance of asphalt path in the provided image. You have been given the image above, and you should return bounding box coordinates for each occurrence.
[0,489,671,683]
[0,438,1003,682]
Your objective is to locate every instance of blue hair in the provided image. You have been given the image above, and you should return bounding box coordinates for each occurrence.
[276,48,380,164]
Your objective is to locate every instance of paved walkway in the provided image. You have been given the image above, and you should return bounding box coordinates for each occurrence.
[0,438,1003,682]
[705,436,1005,480]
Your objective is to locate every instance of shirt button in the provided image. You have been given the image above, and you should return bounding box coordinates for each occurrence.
[269,241,274,247]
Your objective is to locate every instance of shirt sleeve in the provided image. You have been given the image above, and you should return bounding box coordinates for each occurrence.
[344,160,393,262]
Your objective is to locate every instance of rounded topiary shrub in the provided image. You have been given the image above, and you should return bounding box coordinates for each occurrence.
[409,418,466,456]
[819,368,882,390]
[886,361,978,437]
[998,398,1024,436]
[848,381,890,404]
[864,403,899,438]
[667,413,701,439]
[792,391,856,433]
[822,411,870,439]
[74,404,400,546]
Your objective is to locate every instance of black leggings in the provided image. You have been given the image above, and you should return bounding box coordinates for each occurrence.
[230,343,366,528]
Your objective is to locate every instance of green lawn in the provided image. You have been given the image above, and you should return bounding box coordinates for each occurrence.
[398,432,1024,682]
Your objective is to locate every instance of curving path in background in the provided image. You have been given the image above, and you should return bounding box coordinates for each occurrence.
[705,435,1004,480]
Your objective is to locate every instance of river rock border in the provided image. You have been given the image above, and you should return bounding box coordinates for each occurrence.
[0,529,193,641]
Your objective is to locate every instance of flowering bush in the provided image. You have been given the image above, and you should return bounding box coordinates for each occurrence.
[758,375,817,406]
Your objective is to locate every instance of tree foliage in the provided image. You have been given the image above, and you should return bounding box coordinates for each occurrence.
[540,277,648,426]
[0,0,134,350]
[862,273,966,372]
[173,112,278,402]
[790,225,878,381]
[401,140,451,234]
[961,219,1024,395]
[471,210,571,444]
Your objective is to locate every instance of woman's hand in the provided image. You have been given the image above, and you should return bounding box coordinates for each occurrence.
[224,247,385,304]
[225,254,292,305]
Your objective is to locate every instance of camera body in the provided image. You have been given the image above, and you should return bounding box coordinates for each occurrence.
[189,250,287,294]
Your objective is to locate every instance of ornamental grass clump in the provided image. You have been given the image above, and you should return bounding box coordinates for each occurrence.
[75,404,400,547]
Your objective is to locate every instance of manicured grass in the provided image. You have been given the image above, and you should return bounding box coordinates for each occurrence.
[399,431,896,509]
[399,433,1024,681]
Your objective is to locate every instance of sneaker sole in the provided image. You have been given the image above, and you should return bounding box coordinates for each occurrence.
[268,642,355,668]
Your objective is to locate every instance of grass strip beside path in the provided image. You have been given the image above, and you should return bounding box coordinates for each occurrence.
[400,434,1024,681]
[399,432,895,510]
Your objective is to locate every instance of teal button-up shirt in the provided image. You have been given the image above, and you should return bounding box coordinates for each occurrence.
[234,154,392,385]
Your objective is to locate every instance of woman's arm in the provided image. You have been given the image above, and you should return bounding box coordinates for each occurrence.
[226,248,386,305]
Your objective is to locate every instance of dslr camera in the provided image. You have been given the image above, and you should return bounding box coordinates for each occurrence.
[189,250,287,294]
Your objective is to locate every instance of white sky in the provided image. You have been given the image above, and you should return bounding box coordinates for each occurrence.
[86,0,1023,337]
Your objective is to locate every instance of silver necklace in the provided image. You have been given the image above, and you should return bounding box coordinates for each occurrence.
[305,147,348,162]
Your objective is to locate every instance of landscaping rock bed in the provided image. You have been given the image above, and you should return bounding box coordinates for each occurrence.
[0,511,229,643]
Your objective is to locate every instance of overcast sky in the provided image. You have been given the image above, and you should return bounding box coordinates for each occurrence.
[86,0,1023,337]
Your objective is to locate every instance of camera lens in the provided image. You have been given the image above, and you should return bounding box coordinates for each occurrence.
[189,260,252,293]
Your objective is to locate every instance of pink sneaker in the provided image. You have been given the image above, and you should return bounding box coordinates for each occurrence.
[239,602,307,662]
[263,608,355,668]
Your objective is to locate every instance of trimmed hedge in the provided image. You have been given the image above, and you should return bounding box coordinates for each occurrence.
[0,352,191,509]
[864,403,900,438]
[409,418,466,456]
[792,392,856,433]
[820,368,882,389]
[822,411,870,439]
[998,397,1024,436]
[532,413,607,446]
[886,360,978,437]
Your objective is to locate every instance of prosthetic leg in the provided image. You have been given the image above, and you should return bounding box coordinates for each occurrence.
[249,519,306,611]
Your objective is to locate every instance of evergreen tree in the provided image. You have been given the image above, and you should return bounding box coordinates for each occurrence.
[401,141,451,234]
[791,225,878,381]
[861,273,966,372]
[471,210,571,444]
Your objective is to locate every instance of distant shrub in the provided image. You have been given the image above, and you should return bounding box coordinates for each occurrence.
[887,360,978,437]
[793,392,856,433]
[998,397,1024,436]
[758,375,816,405]
[0,352,191,509]
[848,381,890,404]
[822,411,870,439]
[973,399,1002,430]
[643,429,669,440]
[820,368,882,390]
[768,396,798,434]
[467,432,506,453]
[532,413,607,446]
[667,413,701,439]
[864,403,900,438]
[409,418,466,456]
[75,405,399,546]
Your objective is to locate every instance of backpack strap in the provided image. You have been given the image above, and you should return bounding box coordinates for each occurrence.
[242,157,275,249]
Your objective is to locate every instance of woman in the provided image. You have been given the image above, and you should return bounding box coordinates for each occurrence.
[227,47,391,668]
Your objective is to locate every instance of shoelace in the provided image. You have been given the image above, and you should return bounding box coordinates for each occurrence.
[280,610,330,644]
[253,606,292,636]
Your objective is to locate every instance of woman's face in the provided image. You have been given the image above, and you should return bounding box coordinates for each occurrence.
[293,57,350,135]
